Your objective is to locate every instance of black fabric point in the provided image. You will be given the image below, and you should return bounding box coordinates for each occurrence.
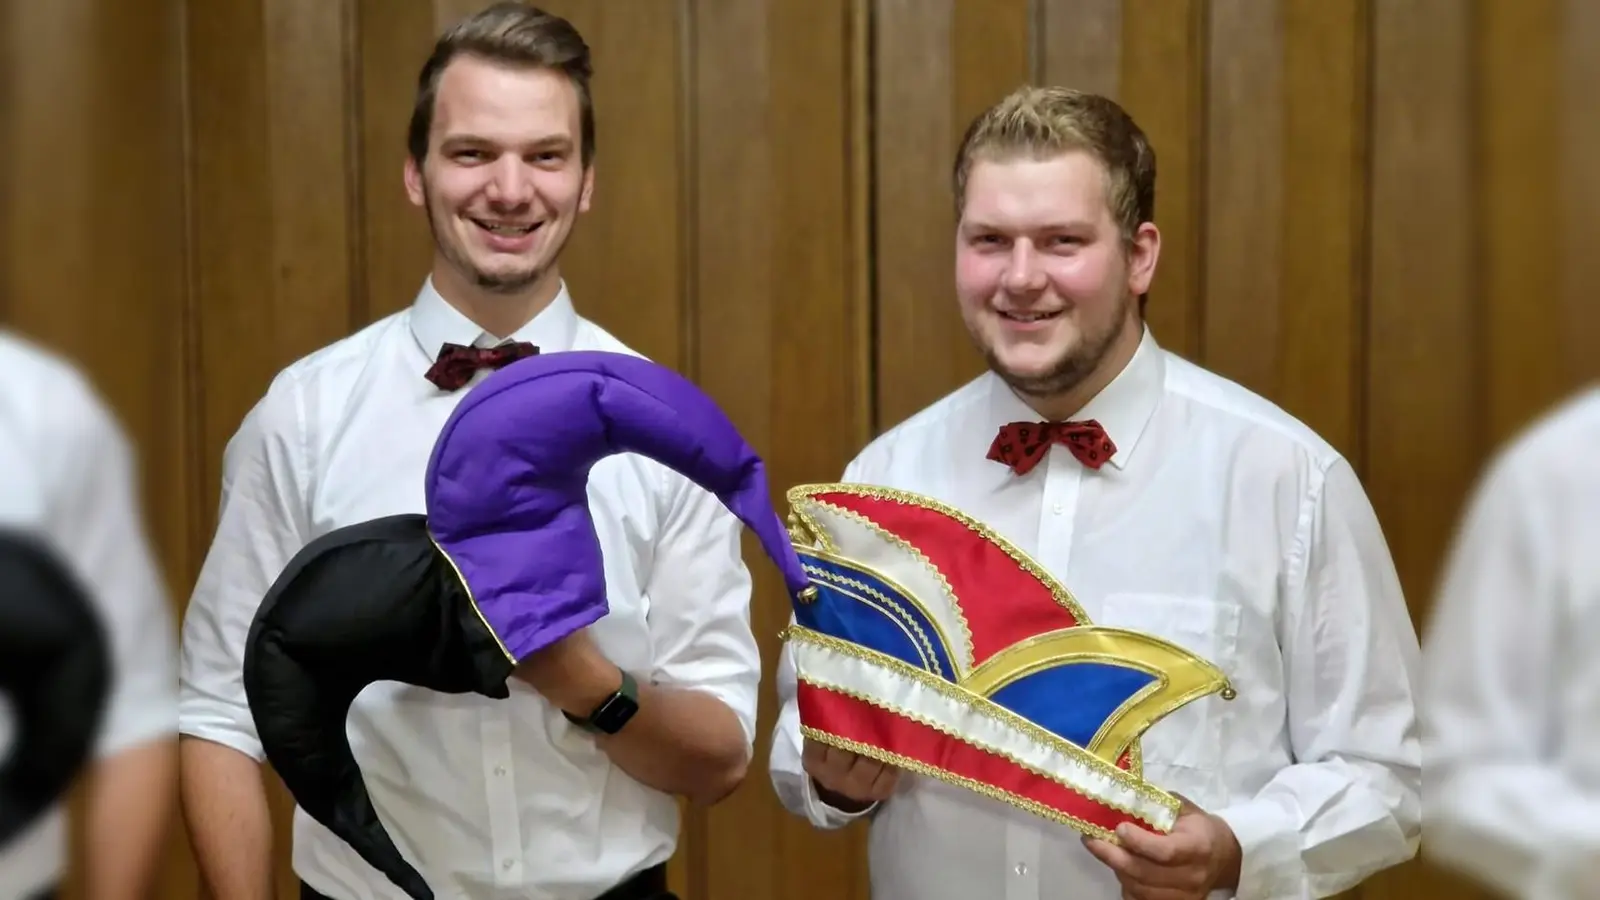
[0,529,110,850]
[243,514,511,900]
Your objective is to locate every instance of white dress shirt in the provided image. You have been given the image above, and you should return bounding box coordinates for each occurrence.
[1422,386,1600,900]
[0,330,178,899]
[178,280,761,900]
[769,327,1422,900]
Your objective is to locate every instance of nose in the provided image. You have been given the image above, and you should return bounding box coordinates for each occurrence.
[483,157,534,208]
[1001,241,1047,293]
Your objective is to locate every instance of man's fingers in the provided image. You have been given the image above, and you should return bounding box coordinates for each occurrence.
[1170,791,1204,816]
[1116,823,1185,865]
[1084,834,1189,890]
[865,761,899,800]
[802,740,900,803]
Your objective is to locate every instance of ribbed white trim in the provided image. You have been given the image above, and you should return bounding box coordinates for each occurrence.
[793,637,1176,830]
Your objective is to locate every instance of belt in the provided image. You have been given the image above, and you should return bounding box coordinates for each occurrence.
[300,863,672,900]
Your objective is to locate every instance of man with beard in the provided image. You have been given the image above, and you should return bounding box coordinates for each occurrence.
[769,87,1423,900]
[178,5,760,899]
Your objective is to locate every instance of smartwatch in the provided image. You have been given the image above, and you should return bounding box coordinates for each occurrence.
[563,670,639,735]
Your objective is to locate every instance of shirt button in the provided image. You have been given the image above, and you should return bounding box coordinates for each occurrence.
[1015,862,1028,876]
[503,859,516,871]
[1051,503,1063,515]
[494,765,507,776]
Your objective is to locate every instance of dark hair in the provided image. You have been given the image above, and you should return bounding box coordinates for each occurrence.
[406,2,595,167]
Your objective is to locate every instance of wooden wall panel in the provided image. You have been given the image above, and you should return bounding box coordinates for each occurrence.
[6,0,1596,898]
[2,1,196,898]
[873,0,1033,430]
[1117,0,1206,362]
[689,4,871,897]
[1365,1,1479,897]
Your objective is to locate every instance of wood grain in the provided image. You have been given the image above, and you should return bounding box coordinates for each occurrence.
[7,2,1587,898]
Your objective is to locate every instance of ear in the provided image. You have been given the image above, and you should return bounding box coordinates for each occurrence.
[403,155,425,209]
[1126,222,1161,296]
[578,163,595,214]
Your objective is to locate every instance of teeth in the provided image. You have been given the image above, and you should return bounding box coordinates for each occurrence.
[1002,311,1057,322]
[477,220,536,236]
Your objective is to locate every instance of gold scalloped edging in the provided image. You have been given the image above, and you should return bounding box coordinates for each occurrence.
[787,625,1180,827]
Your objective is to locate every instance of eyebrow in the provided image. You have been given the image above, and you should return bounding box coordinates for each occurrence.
[962,219,1097,234]
[440,134,575,152]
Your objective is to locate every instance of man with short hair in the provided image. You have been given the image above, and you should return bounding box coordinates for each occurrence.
[178,5,759,899]
[769,86,1423,899]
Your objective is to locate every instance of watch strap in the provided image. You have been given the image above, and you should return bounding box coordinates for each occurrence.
[563,669,638,733]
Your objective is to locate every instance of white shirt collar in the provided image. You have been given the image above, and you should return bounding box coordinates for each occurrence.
[984,325,1165,470]
[407,276,581,361]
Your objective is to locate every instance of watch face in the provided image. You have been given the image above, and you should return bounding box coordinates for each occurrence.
[591,692,639,734]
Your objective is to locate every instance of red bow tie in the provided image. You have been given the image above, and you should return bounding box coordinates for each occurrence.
[987,420,1116,475]
[424,341,539,391]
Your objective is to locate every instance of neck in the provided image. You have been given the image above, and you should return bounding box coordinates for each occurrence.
[1021,317,1143,421]
[431,259,563,339]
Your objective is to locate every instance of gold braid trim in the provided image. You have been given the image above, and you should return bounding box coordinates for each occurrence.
[788,625,1181,828]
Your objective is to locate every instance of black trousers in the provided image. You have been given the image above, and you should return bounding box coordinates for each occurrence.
[301,863,673,900]
[25,889,57,900]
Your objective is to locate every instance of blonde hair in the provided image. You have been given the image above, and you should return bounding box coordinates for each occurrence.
[952,86,1156,244]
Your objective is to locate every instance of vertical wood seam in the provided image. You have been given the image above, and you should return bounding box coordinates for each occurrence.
[342,0,369,332]
[1465,0,1487,482]
[176,0,209,575]
[677,0,700,383]
[1191,0,1211,364]
[852,0,878,444]
[1351,0,1374,482]
[1028,0,1044,85]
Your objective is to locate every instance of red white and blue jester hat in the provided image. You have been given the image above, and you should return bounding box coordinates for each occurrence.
[780,483,1236,839]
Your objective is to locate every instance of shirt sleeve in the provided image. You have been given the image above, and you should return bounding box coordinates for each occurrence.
[1213,458,1423,899]
[1421,453,1600,900]
[177,371,312,762]
[40,369,177,760]
[640,466,764,752]
[767,455,878,830]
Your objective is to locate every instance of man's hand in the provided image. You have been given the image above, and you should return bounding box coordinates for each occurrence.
[801,738,900,813]
[1083,796,1242,899]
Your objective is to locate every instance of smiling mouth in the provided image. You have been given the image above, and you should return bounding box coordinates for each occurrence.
[471,218,542,237]
[998,310,1062,323]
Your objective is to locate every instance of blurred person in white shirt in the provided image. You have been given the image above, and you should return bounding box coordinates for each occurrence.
[176,5,760,900]
[1422,386,1600,899]
[769,86,1423,900]
[0,329,178,900]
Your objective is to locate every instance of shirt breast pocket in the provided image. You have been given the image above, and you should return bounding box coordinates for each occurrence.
[1096,592,1239,799]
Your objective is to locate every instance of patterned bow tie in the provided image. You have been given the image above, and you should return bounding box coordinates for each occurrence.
[987,420,1116,475]
[424,341,539,392]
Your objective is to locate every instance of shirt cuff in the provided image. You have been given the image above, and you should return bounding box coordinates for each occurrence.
[176,699,265,763]
[1214,798,1307,900]
[800,772,878,828]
